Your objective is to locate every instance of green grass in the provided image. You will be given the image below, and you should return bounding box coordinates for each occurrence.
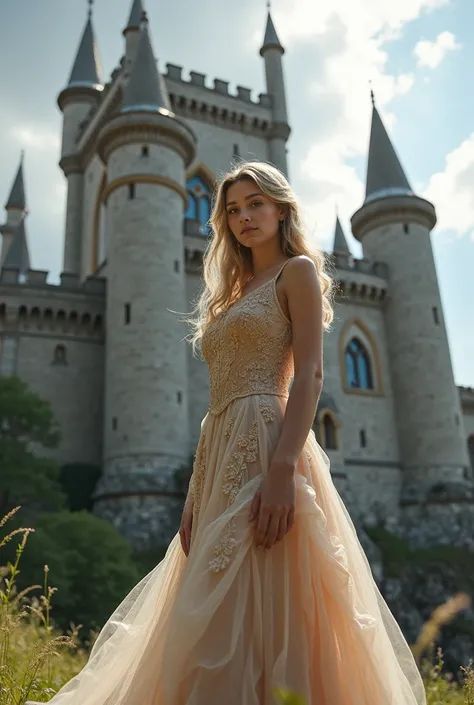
[1,508,474,704]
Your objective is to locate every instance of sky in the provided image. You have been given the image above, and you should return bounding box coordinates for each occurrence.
[0,0,473,387]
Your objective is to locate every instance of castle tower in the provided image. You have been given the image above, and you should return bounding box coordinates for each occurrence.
[259,10,290,177]
[93,12,196,547]
[333,214,351,256]
[57,2,103,276]
[351,96,469,504]
[1,153,28,266]
[123,0,143,78]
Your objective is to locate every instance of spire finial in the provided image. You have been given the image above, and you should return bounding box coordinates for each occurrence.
[88,0,93,19]
[20,149,25,164]
[140,8,148,28]
[369,80,375,107]
[267,0,271,9]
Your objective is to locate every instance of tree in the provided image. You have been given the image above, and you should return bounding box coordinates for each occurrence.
[59,463,102,512]
[7,511,141,633]
[0,376,64,515]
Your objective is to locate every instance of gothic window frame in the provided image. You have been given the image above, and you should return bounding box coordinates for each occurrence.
[184,165,216,237]
[340,318,383,396]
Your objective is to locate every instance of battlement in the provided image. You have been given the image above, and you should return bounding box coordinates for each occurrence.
[459,386,474,409]
[0,267,106,296]
[165,63,272,109]
[332,254,389,305]
[0,267,106,338]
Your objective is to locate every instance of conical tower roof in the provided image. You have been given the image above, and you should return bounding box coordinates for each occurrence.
[3,220,30,273]
[333,215,350,254]
[122,14,170,113]
[5,154,26,211]
[124,0,143,32]
[260,11,284,56]
[67,14,103,89]
[365,96,413,204]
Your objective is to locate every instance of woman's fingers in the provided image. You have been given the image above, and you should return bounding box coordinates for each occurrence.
[263,514,281,549]
[248,490,261,523]
[255,508,271,547]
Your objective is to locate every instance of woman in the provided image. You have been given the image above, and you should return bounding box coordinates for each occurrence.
[33,161,426,705]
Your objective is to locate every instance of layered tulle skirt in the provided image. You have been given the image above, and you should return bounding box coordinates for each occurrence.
[34,393,426,705]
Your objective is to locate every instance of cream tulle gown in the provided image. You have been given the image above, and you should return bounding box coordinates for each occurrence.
[36,260,426,705]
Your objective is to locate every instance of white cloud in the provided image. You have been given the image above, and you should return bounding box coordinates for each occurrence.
[413,31,461,69]
[9,125,60,152]
[423,134,474,240]
[269,0,450,249]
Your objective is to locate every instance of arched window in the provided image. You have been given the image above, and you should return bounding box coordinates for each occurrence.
[323,413,338,450]
[53,344,67,366]
[185,174,212,236]
[344,338,373,390]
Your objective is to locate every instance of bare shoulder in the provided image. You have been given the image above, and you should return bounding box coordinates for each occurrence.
[281,255,321,295]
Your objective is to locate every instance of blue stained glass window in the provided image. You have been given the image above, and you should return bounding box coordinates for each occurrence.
[199,195,210,225]
[186,173,212,236]
[185,193,197,220]
[344,338,374,390]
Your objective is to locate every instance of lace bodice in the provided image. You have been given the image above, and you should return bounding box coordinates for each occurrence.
[202,263,294,416]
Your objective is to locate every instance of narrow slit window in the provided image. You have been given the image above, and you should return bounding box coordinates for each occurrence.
[124,303,131,325]
[432,306,439,325]
[403,224,410,234]
[128,183,135,200]
[112,417,118,430]
[141,145,149,157]
[360,429,367,448]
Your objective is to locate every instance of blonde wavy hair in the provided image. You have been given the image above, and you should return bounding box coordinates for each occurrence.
[186,161,333,354]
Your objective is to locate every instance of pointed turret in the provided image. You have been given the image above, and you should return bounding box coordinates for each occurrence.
[124,0,143,32]
[66,13,102,91]
[2,220,30,274]
[333,215,350,254]
[122,12,171,113]
[123,0,144,75]
[5,153,26,214]
[365,93,413,204]
[1,154,29,265]
[259,8,290,177]
[260,11,285,56]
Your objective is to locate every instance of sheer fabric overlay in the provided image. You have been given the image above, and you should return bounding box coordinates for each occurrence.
[32,261,426,705]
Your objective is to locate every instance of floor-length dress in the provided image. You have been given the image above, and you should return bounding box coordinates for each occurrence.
[35,259,427,705]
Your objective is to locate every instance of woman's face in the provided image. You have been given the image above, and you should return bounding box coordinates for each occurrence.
[225,178,284,250]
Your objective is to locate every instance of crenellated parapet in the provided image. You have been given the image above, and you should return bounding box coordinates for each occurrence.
[164,64,272,137]
[459,386,474,411]
[0,267,105,340]
[332,253,389,305]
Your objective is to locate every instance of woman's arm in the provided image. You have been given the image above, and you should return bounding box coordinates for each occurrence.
[273,255,324,467]
[250,255,324,549]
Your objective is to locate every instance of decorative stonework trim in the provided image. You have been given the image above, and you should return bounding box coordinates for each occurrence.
[102,174,187,207]
[339,317,384,397]
[185,162,217,190]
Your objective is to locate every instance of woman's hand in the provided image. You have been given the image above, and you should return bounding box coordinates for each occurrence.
[248,459,296,549]
[179,496,194,557]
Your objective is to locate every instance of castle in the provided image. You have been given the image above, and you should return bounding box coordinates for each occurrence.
[1,0,474,550]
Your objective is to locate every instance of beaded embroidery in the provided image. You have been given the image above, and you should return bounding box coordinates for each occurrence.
[201,279,293,416]
[190,432,206,517]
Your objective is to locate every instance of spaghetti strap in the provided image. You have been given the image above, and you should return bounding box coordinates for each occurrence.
[274,258,293,283]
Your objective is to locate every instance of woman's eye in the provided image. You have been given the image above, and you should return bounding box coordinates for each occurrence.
[251,201,262,207]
